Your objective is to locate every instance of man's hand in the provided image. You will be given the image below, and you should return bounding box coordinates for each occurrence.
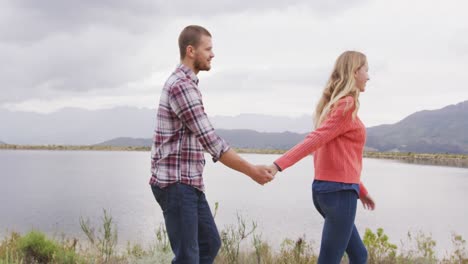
[248,165,274,185]
[360,193,376,210]
[218,149,275,185]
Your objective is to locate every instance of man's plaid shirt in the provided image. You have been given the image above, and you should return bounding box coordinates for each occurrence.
[149,64,230,191]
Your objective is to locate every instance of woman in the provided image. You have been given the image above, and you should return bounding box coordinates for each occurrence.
[269,51,375,264]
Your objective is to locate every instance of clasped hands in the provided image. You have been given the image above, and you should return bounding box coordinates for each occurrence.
[248,163,280,185]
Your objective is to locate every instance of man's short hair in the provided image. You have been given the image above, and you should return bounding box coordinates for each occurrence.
[178,25,212,59]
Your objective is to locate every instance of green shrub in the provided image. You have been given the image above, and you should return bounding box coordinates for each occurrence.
[19,230,58,263]
[442,233,468,263]
[19,230,81,264]
[397,231,437,264]
[363,227,397,263]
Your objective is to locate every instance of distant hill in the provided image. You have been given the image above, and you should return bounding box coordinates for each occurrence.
[3,100,468,154]
[97,137,151,147]
[96,130,308,150]
[366,100,468,154]
[97,101,468,154]
[0,107,156,145]
[0,140,5,145]
[0,107,311,145]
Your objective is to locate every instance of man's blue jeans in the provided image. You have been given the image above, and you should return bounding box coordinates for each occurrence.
[151,183,221,264]
[312,190,368,264]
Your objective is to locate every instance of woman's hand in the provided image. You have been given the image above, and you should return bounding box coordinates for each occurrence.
[360,193,376,210]
[266,164,279,177]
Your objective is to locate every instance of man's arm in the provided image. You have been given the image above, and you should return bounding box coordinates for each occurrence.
[169,83,273,185]
[219,149,274,185]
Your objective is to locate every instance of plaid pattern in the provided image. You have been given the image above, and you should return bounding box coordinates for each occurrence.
[149,64,230,191]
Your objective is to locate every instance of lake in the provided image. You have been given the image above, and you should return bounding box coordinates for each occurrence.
[0,150,467,256]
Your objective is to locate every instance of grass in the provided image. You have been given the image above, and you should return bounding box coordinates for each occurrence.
[1,210,467,264]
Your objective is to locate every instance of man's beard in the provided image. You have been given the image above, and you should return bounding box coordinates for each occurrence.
[194,57,211,72]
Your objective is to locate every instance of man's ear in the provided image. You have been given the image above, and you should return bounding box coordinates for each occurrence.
[186,45,195,59]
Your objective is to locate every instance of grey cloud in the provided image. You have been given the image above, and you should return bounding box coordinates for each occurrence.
[202,66,329,94]
[166,0,367,16]
[0,30,159,102]
[2,0,366,43]
[0,0,161,43]
[0,0,366,104]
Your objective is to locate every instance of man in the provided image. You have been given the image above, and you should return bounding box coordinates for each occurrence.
[149,25,274,264]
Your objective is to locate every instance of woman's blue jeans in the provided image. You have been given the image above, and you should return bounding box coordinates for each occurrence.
[312,190,368,264]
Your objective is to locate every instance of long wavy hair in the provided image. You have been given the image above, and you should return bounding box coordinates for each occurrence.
[314,51,367,128]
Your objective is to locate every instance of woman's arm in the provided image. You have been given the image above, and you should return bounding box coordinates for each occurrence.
[275,97,355,171]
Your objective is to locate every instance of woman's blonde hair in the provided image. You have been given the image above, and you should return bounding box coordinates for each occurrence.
[314,51,367,128]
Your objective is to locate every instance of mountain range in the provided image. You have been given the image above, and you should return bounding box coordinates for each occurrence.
[1,100,467,153]
[366,100,468,153]
[0,108,312,145]
[92,100,468,154]
[97,129,309,150]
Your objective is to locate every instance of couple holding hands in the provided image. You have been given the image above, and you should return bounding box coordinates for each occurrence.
[150,25,375,264]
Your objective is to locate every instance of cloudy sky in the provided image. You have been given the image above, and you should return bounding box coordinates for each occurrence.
[1,0,467,126]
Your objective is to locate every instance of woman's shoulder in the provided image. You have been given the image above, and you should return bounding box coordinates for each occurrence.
[340,95,354,103]
[335,95,355,109]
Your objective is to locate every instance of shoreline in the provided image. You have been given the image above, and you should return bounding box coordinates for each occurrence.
[1,144,467,168]
[363,151,468,168]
